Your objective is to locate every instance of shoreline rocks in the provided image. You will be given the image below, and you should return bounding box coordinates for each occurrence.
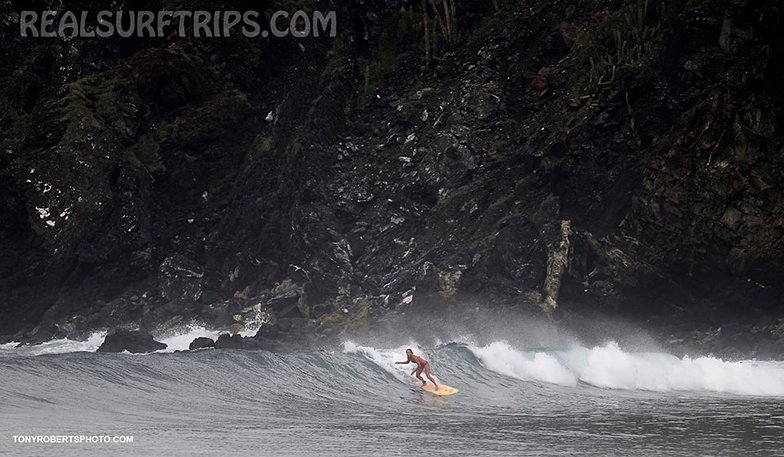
[188,337,215,351]
[96,330,167,354]
[215,333,244,349]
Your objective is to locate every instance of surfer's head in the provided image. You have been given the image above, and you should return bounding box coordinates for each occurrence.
[406,348,413,356]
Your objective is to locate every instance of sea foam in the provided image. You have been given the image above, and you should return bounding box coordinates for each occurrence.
[155,325,223,352]
[469,340,784,397]
[0,331,107,356]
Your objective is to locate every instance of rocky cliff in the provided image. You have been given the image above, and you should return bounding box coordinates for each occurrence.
[1,0,782,353]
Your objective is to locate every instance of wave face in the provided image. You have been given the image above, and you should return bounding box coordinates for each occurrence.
[340,340,784,397]
[1,339,783,456]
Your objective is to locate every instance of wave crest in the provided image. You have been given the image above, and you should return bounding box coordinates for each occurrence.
[468,341,784,396]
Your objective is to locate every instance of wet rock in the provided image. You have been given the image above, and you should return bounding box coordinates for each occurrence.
[559,21,586,48]
[415,261,440,295]
[230,323,246,335]
[276,317,306,332]
[418,134,476,195]
[531,68,550,92]
[438,271,462,299]
[97,330,167,354]
[215,333,245,349]
[541,220,572,313]
[271,292,305,318]
[720,207,741,231]
[719,2,753,54]
[189,337,215,350]
[318,297,370,336]
[485,217,547,291]
[159,255,204,302]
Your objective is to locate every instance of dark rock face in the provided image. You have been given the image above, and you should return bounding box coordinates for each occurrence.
[96,330,167,354]
[1,1,783,347]
[188,337,215,351]
[214,333,244,350]
[159,255,204,303]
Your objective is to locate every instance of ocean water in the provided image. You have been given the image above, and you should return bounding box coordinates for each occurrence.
[1,328,783,456]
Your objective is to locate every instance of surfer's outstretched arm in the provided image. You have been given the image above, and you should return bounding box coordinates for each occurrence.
[395,360,409,364]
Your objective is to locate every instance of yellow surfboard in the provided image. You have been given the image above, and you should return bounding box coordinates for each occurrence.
[421,383,458,396]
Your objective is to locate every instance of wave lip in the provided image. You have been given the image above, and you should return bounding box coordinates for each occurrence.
[343,341,428,383]
[469,340,784,397]
[469,341,578,386]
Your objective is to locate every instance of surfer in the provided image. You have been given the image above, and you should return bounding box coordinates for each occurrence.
[396,348,439,390]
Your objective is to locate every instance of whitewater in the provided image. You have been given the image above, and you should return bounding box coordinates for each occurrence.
[1,328,783,456]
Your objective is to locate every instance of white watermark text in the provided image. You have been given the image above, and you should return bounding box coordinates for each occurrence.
[18,10,337,39]
[13,435,134,444]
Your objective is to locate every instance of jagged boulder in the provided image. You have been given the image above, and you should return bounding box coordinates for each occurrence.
[215,333,244,349]
[188,337,215,351]
[158,254,204,302]
[97,330,167,353]
[266,281,307,319]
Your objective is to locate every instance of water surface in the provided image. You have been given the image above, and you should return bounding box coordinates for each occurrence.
[1,334,782,456]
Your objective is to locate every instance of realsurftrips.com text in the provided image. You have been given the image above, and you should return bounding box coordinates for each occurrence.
[18,10,337,39]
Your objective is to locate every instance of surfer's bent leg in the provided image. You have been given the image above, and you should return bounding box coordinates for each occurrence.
[415,365,426,385]
[424,362,438,389]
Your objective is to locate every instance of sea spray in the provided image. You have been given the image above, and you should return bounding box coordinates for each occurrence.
[154,325,223,352]
[0,325,227,356]
[0,331,108,356]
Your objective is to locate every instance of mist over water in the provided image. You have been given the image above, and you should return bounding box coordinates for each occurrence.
[2,314,783,456]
